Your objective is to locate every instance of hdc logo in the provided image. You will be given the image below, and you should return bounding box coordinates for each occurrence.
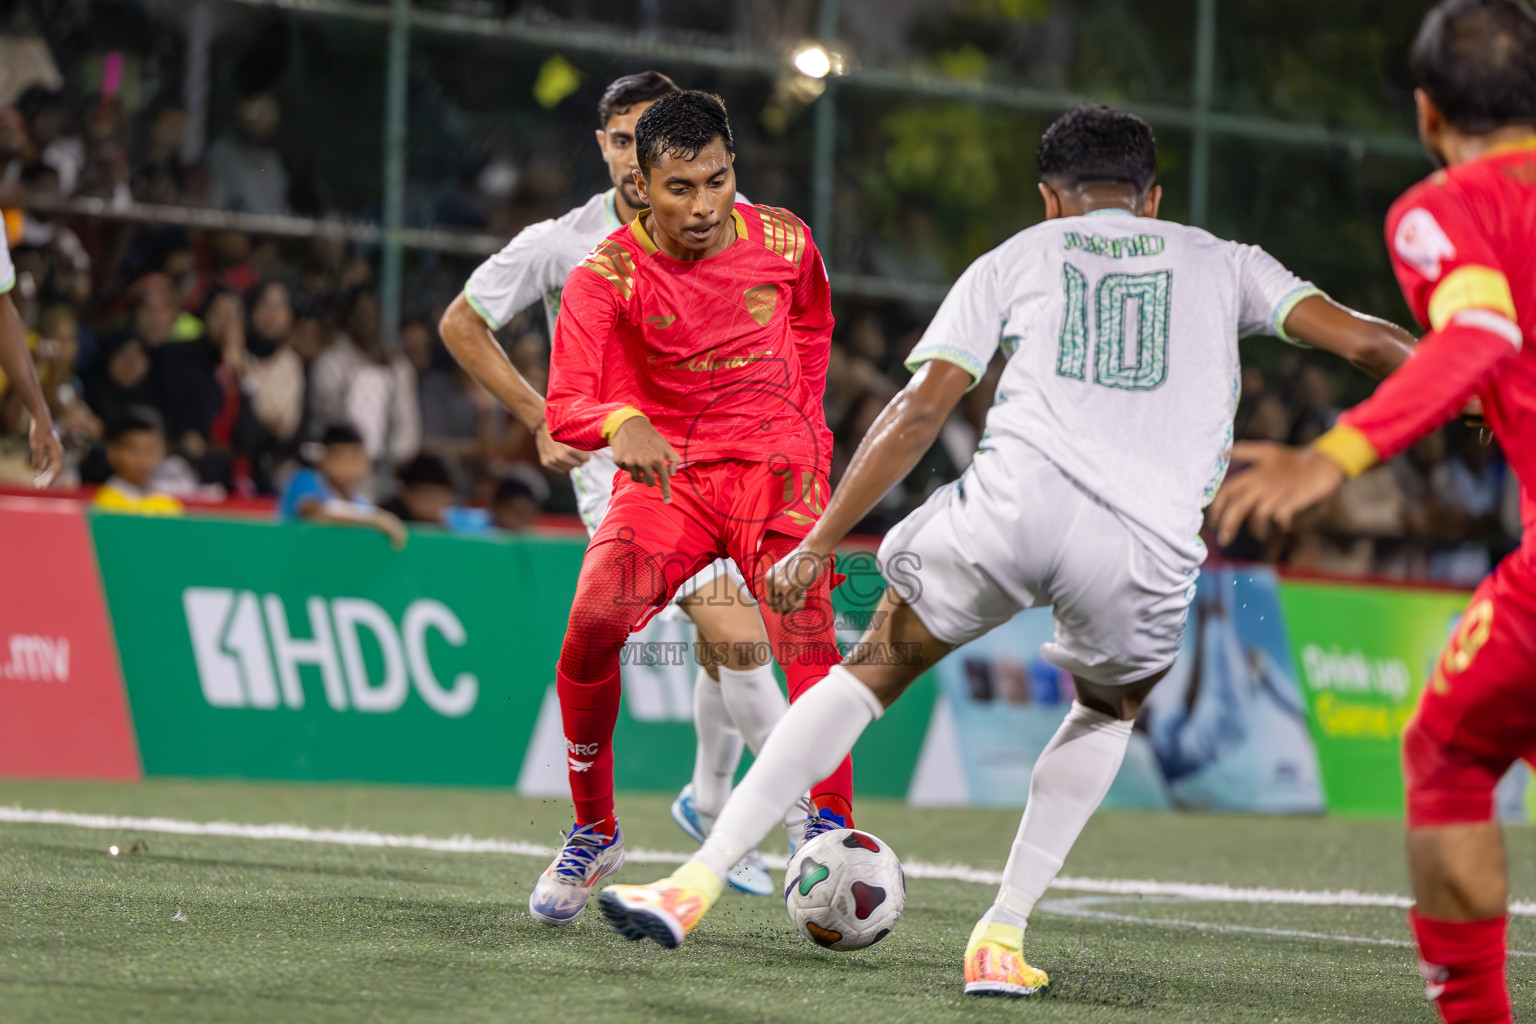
[182,588,479,717]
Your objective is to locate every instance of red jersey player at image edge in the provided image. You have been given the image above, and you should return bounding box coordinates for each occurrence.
[532,89,855,924]
[1210,3,1536,1023]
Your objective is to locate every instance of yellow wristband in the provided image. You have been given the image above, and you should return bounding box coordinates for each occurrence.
[600,406,648,440]
[1313,424,1378,478]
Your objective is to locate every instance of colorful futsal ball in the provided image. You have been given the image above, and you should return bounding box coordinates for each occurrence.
[783,828,905,951]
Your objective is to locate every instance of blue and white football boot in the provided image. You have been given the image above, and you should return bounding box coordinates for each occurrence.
[790,806,850,855]
[670,784,773,897]
[529,822,625,925]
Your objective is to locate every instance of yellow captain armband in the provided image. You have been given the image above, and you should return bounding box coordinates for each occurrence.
[1313,424,1378,479]
[1428,266,1516,331]
[600,406,648,440]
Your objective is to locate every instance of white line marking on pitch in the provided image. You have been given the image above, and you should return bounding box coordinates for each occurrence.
[1038,896,1536,957]
[4,805,1534,919]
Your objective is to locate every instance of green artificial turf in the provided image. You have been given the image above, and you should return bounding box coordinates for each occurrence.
[2,778,1532,1023]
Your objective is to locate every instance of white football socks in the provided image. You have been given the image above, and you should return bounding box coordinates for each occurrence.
[980,701,1133,932]
[717,664,788,755]
[690,668,744,821]
[717,663,806,832]
[694,665,884,881]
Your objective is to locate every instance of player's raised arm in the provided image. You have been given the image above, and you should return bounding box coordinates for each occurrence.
[439,294,587,472]
[1279,294,1416,379]
[545,260,678,498]
[791,358,972,550]
[1214,311,1515,545]
[764,256,998,613]
[1231,242,1416,379]
[440,224,589,472]
[1213,187,1523,546]
[544,267,628,449]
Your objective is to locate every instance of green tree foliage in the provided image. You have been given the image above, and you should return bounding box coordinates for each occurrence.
[849,0,1430,323]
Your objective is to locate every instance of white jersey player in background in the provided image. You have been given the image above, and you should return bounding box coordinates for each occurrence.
[599,106,1417,982]
[439,71,802,908]
[0,226,62,487]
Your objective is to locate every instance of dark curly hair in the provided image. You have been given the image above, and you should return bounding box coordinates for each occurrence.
[634,90,734,175]
[596,71,678,128]
[1412,0,1536,133]
[1036,105,1157,198]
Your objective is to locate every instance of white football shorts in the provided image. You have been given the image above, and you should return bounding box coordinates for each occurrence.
[570,449,746,620]
[877,434,1196,686]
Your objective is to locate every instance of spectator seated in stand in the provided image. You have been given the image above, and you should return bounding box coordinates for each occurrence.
[92,406,183,516]
[491,476,540,533]
[278,422,405,547]
[381,451,493,533]
[206,94,290,216]
[380,452,456,526]
[307,288,420,465]
[236,279,306,492]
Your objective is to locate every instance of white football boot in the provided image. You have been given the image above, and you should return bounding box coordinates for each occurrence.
[529,822,625,925]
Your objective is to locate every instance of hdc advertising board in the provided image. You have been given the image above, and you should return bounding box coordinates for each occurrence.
[0,509,1483,820]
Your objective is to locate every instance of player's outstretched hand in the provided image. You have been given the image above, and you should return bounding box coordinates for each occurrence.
[610,417,678,503]
[535,423,590,473]
[1209,441,1346,547]
[29,418,62,489]
[764,543,831,615]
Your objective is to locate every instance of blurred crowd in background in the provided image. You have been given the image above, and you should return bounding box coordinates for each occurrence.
[0,73,561,531]
[0,0,1522,581]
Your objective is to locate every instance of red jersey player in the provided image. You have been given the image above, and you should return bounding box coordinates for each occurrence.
[1213,2,1536,1020]
[528,90,852,924]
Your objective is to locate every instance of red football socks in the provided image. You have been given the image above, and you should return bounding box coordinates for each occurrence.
[556,662,621,833]
[1409,909,1511,1024]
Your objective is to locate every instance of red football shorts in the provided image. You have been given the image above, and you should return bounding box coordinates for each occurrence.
[557,457,848,828]
[588,457,836,631]
[1403,544,1536,829]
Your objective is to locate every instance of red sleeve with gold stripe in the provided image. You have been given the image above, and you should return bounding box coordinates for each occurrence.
[545,237,647,450]
[1312,179,1523,476]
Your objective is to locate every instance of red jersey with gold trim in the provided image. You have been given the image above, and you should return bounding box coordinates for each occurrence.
[545,202,834,473]
[1317,141,1536,535]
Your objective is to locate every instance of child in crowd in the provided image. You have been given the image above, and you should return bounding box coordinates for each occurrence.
[380,452,457,526]
[93,406,183,515]
[278,422,405,547]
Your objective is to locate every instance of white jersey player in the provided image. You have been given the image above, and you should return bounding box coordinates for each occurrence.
[439,72,801,912]
[600,107,1416,977]
[462,184,647,532]
[0,226,62,487]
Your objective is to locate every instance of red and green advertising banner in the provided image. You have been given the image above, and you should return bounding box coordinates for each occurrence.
[83,514,930,800]
[0,504,1484,819]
